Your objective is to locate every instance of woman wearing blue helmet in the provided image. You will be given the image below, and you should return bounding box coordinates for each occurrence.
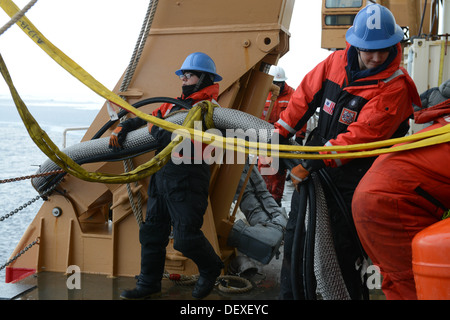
[275,4,421,300]
[111,52,224,300]
[174,52,223,99]
[345,3,405,73]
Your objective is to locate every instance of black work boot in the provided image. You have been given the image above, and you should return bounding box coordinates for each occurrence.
[120,284,161,300]
[192,275,218,299]
[191,264,223,299]
[120,276,161,300]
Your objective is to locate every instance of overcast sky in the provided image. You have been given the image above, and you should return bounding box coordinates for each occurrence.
[0,0,331,105]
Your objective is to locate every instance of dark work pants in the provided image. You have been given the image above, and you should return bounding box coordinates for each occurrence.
[138,160,223,287]
[280,160,372,300]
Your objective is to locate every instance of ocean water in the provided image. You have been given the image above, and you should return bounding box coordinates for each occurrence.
[0,97,100,282]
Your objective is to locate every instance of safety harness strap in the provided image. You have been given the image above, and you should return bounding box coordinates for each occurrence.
[415,186,450,219]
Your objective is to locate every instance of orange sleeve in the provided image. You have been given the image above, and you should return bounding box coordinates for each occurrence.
[275,54,333,138]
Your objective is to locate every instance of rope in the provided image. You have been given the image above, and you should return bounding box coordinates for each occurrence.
[123,158,143,226]
[164,272,199,286]
[217,275,253,294]
[0,0,37,36]
[119,0,157,93]
[163,272,253,294]
[117,0,159,227]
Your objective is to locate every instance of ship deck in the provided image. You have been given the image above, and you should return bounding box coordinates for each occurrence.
[1,182,385,302]
[3,248,283,301]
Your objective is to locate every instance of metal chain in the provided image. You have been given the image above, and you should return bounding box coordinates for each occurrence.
[0,169,64,184]
[0,195,41,222]
[0,176,61,270]
[0,237,39,272]
[0,170,64,222]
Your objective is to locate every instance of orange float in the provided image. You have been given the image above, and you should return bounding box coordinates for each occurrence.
[412,218,450,300]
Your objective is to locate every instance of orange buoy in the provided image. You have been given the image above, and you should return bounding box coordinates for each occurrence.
[412,218,450,300]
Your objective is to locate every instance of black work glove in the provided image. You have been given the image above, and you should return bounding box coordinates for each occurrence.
[109,117,147,152]
[109,124,128,152]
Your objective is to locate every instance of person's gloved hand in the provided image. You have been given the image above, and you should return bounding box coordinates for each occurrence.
[288,158,326,191]
[290,163,310,190]
[270,83,280,101]
[109,124,128,152]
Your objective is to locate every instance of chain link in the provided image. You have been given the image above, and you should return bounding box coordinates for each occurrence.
[0,237,40,272]
[0,170,64,222]
[0,195,41,222]
[0,169,64,184]
[0,170,63,271]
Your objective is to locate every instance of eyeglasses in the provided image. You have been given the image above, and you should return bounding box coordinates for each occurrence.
[179,72,196,80]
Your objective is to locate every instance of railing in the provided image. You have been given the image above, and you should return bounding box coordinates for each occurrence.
[62,127,89,148]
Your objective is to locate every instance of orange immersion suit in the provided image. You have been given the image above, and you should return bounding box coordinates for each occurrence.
[258,83,306,205]
[352,99,450,300]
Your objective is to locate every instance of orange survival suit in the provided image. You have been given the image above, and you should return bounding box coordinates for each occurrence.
[261,83,295,124]
[352,97,450,300]
[258,83,303,205]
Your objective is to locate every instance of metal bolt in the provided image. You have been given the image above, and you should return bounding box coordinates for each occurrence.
[52,207,62,217]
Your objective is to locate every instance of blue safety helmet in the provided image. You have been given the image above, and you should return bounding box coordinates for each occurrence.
[175,52,222,82]
[345,4,404,50]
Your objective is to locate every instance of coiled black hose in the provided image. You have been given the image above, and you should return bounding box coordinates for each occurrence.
[290,177,317,300]
[91,97,191,139]
[290,168,370,300]
[303,177,317,300]
[291,182,307,300]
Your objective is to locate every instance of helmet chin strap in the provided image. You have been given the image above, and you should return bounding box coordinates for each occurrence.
[194,73,206,92]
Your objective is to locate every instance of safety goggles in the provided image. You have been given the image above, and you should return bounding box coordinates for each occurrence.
[179,72,196,80]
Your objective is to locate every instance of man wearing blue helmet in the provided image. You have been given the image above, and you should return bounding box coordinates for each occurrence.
[275,4,421,299]
[110,52,224,300]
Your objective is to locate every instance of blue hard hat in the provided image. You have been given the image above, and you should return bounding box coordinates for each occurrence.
[175,52,222,82]
[345,4,404,50]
